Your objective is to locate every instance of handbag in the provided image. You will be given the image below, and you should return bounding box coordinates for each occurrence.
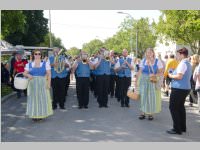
[148,64,157,83]
[127,87,140,100]
[14,72,29,90]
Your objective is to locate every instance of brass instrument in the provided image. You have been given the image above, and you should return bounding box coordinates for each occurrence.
[98,49,109,60]
[54,49,66,73]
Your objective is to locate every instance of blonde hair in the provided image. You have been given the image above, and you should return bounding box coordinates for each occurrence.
[191,54,199,72]
[145,48,155,59]
[191,54,199,64]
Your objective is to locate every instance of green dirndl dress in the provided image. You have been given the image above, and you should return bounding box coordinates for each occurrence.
[138,74,162,115]
[26,62,53,119]
[26,77,53,119]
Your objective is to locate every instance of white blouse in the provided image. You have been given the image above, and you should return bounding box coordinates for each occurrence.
[25,61,51,71]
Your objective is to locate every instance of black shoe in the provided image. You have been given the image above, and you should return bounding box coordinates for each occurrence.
[78,106,83,109]
[182,129,186,132]
[125,104,130,108]
[148,115,154,121]
[139,114,145,120]
[32,118,42,122]
[53,106,57,110]
[104,105,108,108]
[17,94,21,99]
[60,107,66,110]
[166,129,182,135]
[84,106,88,109]
[121,104,124,107]
[99,105,103,108]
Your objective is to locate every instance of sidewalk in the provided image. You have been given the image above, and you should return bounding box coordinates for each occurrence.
[1,80,200,142]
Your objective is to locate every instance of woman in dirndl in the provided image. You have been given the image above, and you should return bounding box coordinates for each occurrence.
[135,48,164,120]
[23,50,53,122]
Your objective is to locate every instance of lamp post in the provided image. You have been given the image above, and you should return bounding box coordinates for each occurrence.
[117,11,138,58]
[49,10,52,48]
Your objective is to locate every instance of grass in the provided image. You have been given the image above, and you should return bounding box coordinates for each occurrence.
[1,84,13,98]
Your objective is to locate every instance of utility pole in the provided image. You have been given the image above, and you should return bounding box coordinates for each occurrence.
[49,10,52,48]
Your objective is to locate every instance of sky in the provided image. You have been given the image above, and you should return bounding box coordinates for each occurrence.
[43,10,161,49]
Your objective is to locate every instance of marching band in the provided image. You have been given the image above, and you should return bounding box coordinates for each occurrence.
[45,47,136,109]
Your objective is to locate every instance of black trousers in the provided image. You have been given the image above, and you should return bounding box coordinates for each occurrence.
[92,75,98,98]
[76,77,90,107]
[65,73,70,96]
[109,75,116,97]
[96,75,110,107]
[90,74,95,92]
[115,76,120,100]
[169,88,190,133]
[51,77,67,108]
[189,76,197,104]
[119,77,131,106]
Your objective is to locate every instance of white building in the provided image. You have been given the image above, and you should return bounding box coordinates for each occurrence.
[154,37,192,60]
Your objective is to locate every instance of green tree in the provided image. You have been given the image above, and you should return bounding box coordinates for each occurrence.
[1,10,48,46]
[40,32,65,49]
[104,17,157,58]
[66,47,80,57]
[1,10,26,44]
[82,39,104,55]
[104,31,129,54]
[21,10,48,46]
[156,10,200,54]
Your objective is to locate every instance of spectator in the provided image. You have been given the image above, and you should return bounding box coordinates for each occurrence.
[167,47,192,135]
[1,62,10,84]
[135,48,163,120]
[189,54,199,106]
[163,54,179,97]
[23,49,53,122]
[8,52,17,90]
[13,51,28,98]
[193,56,200,113]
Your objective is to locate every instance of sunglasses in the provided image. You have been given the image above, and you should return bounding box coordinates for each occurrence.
[34,53,41,55]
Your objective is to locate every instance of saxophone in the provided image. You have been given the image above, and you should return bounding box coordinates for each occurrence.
[54,49,66,73]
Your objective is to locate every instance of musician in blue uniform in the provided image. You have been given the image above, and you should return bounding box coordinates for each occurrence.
[109,50,118,98]
[115,49,134,107]
[72,51,94,109]
[49,48,70,110]
[94,48,111,108]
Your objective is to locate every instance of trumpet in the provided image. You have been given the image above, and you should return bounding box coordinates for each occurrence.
[98,50,110,60]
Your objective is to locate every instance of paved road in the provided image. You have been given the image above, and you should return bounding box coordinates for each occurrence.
[1,80,200,142]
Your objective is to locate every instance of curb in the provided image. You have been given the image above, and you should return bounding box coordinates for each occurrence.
[1,92,17,103]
